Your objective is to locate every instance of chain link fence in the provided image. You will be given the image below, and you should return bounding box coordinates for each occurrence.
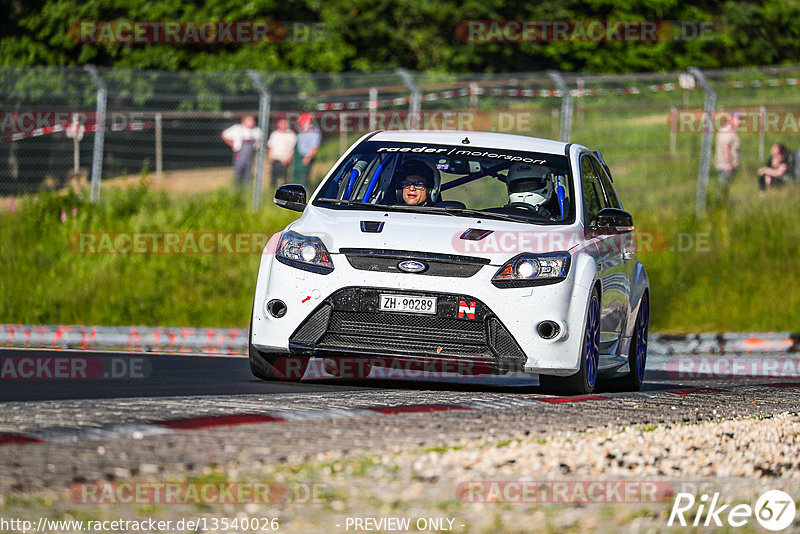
[2,65,799,211]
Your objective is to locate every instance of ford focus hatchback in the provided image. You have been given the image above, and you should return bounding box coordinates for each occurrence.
[249,130,649,394]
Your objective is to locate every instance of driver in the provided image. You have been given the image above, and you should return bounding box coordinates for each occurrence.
[505,162,560,217]
[395,160,435,206]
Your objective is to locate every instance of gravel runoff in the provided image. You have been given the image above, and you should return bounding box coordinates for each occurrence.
[1,413,798,533]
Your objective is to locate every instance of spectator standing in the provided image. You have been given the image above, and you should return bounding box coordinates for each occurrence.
[222,115,262,187]
[294,113,321,187]
[713,112,741,203]
[267,118,297,186]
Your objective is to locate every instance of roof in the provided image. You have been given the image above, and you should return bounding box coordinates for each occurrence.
[368,130,570,155]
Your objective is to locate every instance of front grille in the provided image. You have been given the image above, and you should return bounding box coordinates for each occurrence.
[292,304,331,344]
[321,333,488,357]
[288,287,525,366]
[341,249,489,278]
[329,311,485,344]
[324,310,487,357]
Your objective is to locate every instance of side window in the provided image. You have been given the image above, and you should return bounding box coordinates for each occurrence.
[592,158,622,209]
[580,154,605,225]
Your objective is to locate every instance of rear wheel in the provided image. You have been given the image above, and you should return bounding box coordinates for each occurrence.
[619,294,649,391]
[541,289,600,395]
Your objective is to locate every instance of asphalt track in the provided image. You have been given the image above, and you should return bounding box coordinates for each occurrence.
[0,347,794,402]
[2,347,800,496]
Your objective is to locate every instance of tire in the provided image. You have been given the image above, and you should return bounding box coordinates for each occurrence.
[619,294,649,392]
[248,309,308,381]
[248,343,308,381]
[541,288,600,395]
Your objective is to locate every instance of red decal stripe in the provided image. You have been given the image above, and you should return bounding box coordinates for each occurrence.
[0,433,43,445]
[367,404,471,415]
[531,394,612,404]
[155,413,287,429]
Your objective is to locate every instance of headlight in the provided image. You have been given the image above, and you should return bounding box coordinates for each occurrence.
[492,252,570,287]
[276,231,334,274]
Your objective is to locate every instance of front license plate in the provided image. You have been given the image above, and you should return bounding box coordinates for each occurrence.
[379,294,437,315]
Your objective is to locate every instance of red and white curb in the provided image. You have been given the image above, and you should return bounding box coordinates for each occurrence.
[649,332,800,355]
[2,324,799,356]
[1,121,154,143]
[316,76,800,111]
[0,324,247,356]
[2,385,793,447]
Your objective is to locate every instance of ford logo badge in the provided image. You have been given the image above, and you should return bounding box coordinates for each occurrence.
[397,260,428,273]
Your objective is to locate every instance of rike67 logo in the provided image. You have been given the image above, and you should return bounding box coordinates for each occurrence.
[669,490,796,531]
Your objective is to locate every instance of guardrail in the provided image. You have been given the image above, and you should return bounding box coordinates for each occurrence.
[1,324,797,357]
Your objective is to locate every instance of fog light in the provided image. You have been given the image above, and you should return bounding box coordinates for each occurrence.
[537,321,560,340]
[266,299,287,318]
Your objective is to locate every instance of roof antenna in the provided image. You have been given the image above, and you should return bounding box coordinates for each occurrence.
[462,137,470,144]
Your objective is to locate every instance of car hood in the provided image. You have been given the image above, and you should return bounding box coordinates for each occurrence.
[287,205,585,265]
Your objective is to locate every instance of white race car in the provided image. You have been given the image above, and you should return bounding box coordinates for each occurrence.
[249,130,649,394]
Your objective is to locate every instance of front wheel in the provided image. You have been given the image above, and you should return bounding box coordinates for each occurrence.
[541,289,600,395]
[248,309,308,381]
[619,294,649,391]
[249,344,309,381]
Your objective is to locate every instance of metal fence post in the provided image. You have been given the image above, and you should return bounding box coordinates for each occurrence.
[396,69,421,129]
[758,105,766,161]
[247,70,271,211]
[547,71,573,142]
[670,106,678,156]
[688,67,716,217]
[369,87,377,131]
[551,109,560,139]
[155,112,163,178]
[469,82,478,110]
[85,66,106,202]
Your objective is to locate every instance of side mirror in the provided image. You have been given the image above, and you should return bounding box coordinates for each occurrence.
[591,208,634,235]
[274,184,307,212]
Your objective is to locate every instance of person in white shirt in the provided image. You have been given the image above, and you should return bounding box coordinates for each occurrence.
[222,115,263,187]
[267,118,297,186]
[714,112,741,203]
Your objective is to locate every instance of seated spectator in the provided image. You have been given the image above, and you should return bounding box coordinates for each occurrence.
[757,143,792,191]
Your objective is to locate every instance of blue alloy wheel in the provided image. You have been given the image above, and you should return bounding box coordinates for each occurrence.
[636,301,649,382]
[585,293,600,388]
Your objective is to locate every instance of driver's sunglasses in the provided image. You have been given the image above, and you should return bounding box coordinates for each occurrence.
[401,179,427,190]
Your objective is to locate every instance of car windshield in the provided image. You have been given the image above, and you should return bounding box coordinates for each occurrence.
[313,141,575,224]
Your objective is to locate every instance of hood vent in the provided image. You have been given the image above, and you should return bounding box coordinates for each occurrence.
[360,221,385,233]
[460,228,493,241]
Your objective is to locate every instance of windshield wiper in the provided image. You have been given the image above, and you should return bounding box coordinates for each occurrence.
[439,207,534,223]
[316,200,459,216]
[315,199,384,210]
[316,200,546,223]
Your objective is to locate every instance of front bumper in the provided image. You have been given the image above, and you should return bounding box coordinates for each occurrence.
[251,249,594,376]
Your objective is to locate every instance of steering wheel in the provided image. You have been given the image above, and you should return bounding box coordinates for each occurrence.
[506,202,538,211]
[506,202,553,218]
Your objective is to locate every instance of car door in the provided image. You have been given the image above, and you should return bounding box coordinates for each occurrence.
[579,153,623,353]
[592,157,634,344]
